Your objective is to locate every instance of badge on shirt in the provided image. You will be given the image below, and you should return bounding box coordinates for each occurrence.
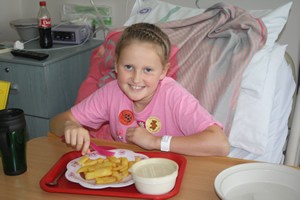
[137,120,146,128]
[119,110,134,125]
[146,116,161,134]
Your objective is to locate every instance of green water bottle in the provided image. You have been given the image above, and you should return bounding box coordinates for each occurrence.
[0,108,27,176]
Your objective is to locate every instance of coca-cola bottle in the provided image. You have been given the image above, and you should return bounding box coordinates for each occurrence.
[37,1,52,48]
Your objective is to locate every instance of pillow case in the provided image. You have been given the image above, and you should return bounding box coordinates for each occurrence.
[230,44,292,155]
[229,44,295,162]
[124,0,205,25]
[124,0,293,155]
[242,2,292,98]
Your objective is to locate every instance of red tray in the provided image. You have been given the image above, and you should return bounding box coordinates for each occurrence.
[40,151,187,200]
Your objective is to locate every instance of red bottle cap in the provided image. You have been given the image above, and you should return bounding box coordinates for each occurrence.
[40,1,46,6]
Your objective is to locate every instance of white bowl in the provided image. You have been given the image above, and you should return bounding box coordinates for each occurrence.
[130,158,178,195]
[214,163,300,200]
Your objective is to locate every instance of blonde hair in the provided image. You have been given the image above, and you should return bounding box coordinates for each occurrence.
[115,23,171,65]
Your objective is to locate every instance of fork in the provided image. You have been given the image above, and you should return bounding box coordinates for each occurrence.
[89,141,115,156]
[60,136,115,156]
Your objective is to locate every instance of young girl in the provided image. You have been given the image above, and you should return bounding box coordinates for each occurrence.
[50,23,230,156]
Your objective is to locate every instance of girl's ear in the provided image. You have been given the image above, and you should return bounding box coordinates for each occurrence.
[114,60,118,73]
[159,62,170,80]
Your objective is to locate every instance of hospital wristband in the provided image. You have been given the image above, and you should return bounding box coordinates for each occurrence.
[160,135,172,152]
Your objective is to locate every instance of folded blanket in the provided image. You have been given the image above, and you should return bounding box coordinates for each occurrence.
[158,2,266,135]
[75,2,267,138]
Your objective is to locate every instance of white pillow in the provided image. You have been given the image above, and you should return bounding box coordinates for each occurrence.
[125,0,293,155]
[229,48,296,162]
[229,44,288,155]
[260,2,293,50]
[241,2,292,98]
[124,0,205,26]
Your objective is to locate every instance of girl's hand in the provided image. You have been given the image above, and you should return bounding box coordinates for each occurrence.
[64,120,91,155]
[126,126,160,150]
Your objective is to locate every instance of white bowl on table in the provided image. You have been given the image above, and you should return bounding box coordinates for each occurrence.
[130,158,179,195]
[214,163,300,200]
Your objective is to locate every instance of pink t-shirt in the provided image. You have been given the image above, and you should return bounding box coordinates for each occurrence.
[71,77,222,142]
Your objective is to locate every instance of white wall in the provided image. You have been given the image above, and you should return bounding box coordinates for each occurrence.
[0,0,21,41]
[1,0,299,72]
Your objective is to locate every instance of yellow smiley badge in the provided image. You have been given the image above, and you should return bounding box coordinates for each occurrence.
[146,116,161,134]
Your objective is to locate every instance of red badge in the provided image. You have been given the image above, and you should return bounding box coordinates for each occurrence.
[119,110,134,125]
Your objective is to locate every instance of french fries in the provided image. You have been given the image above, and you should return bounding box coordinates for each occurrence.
[76,155,140,184]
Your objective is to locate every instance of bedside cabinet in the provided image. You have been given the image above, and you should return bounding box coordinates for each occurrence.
[0,39,103,139]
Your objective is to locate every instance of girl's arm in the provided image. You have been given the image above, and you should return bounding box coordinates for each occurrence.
[50,110,91,154]
[165,125,230,156]
[50,110,75,137]
[126,124,230,156]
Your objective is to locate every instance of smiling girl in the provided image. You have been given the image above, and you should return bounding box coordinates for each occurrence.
[50,23,230,156]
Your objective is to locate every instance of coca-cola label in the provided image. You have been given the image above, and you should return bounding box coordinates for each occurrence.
[39,18,51,28]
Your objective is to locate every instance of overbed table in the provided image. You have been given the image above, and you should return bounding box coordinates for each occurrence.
[0,135,254,200]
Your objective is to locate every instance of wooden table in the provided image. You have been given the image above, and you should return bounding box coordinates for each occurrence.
[0,136,252,200]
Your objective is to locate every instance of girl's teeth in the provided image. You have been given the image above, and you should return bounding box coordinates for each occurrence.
[131,85,142,89]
